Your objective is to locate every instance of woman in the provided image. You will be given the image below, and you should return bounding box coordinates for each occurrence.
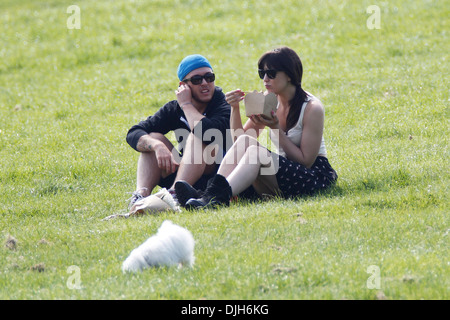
[175,47,337,209]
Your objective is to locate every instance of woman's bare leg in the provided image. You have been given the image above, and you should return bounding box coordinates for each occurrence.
[225,144,280,196]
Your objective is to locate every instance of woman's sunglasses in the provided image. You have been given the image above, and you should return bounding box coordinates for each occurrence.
[258,69,278,79]
[182,72,215,85]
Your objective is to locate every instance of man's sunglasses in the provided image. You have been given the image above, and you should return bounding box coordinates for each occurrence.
[182,72,215,85]
[258,69,278,80]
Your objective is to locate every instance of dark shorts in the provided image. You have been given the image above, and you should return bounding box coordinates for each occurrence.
[158,164,220,191]
[275,155,338,198]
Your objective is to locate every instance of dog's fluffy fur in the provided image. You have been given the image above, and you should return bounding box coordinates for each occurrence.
[122,220,195,272]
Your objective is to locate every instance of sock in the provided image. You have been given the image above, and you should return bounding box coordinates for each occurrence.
[168,188,179,206]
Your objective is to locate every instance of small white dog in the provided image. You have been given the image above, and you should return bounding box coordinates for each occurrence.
[122,220,195,272]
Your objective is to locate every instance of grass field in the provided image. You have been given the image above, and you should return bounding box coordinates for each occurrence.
[0,0,448,300]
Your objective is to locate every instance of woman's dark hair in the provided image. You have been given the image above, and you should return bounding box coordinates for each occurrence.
[258,47,308,133]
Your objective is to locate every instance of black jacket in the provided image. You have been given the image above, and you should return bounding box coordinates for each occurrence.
[126,87,231,155]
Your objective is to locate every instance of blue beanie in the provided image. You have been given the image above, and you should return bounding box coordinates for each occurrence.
[177,54,213,81]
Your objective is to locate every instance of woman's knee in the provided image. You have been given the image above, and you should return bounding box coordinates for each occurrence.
[244,145,271,165]
[235,133,258,144]
[234,134,259,153]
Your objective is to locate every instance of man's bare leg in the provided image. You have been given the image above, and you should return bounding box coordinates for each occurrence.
[135,133,175,197]
[171,132,217,189]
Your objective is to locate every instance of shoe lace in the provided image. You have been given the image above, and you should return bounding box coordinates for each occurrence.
[126,187,148,205]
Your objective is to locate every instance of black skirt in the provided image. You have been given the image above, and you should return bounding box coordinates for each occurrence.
[275,155,337,198]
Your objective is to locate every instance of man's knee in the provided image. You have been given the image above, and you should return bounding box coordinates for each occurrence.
[137,149,177,179]
[181,133,220,166]
[149,132,173,149]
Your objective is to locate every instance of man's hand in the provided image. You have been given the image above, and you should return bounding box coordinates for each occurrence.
[175,83,193,108]
[137,135,179,174]
[153,143,179,174]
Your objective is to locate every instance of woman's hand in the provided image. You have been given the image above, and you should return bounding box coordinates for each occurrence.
[225,89,245,108]
[250,110,279,130]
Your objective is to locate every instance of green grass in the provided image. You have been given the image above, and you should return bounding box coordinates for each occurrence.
[0,0,448,300]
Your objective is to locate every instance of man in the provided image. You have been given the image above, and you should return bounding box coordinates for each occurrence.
[126,54,231,208]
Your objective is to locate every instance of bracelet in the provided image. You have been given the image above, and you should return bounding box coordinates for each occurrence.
[180,102,193,108]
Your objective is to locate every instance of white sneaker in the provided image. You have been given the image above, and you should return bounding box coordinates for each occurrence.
[126,187,148,210]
